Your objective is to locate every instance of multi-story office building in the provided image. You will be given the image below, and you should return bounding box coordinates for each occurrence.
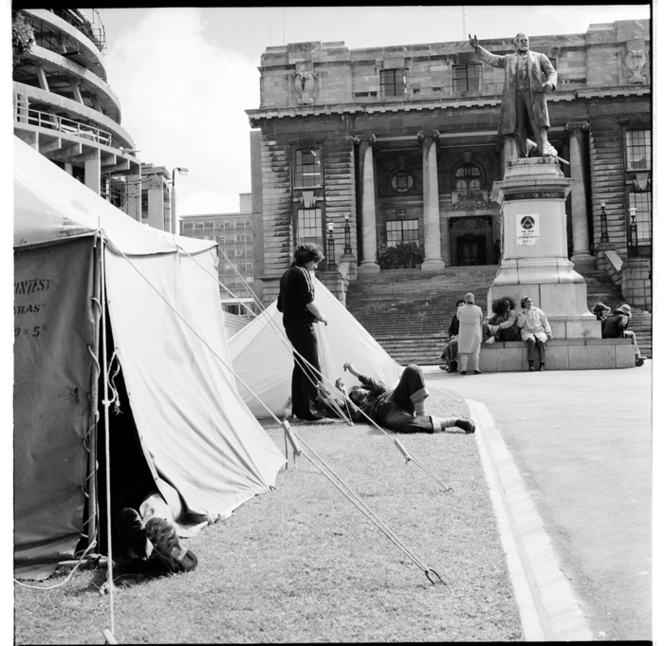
[246,19,651,309]
[12,9,172,231]
[180,194,256,315]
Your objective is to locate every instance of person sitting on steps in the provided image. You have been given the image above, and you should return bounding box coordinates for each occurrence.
[439,299,464,372]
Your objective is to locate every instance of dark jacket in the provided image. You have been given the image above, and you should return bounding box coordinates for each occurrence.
[277,265,316,328]
[602,312,629,339]
[448,314,460,338]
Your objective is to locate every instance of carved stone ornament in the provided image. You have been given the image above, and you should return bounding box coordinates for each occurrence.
[621,50,649,85]
[451,216,492,231]
[452,190,493,211]
[292,71,319,103]
[503,191,568,201]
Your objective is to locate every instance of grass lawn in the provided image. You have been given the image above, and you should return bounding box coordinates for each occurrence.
[14,389,523,643]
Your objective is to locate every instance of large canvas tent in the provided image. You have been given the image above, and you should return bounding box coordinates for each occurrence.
[13,137,285,579]
[228,278,402,418]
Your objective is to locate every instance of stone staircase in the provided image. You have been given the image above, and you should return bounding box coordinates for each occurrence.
[575,266,652,359]
[345,264,652,365]
[345,265,498,366]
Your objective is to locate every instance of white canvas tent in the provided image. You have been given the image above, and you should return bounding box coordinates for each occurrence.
[228,278,402,418]
[13,137,286,579]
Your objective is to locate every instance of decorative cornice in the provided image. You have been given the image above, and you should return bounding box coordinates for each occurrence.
[565,121,589,132]
[353,134,376,146]
[503,191,569,201]
[417,130,440,143]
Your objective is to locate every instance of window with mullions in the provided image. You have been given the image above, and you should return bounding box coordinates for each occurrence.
[626,130,651,170]
[628,192,652,244]
[453,64,481,93]
[295,149,321,188]
[380,69,406,97]
[455,163,482,193]
[296,208,323,248]
[386,220,419,246]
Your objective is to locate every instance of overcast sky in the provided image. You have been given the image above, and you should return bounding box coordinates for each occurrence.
[92,4,649,217]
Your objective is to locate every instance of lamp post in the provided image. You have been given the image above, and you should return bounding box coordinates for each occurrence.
[599,201,609,243]
[343,213,352,255]
[628,206,638,257]
[326,222,336,269]
[170,166,189,233]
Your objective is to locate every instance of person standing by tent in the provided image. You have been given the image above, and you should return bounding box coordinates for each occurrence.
[277,243,331,421]
[335,362,475,434]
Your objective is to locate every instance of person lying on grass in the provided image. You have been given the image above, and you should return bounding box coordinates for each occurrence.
[329,362,474,434]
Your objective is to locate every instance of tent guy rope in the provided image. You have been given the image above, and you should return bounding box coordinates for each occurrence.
[112,243,448,584]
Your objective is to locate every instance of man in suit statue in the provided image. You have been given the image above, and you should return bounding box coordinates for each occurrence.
[469,33,558,159]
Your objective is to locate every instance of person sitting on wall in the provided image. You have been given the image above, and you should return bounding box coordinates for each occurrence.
[516,296,552,371]
[333,361,475,434]
[601,303,645,367]
[483,296,520,344]
[439,299,465,372]
[592,302,611,322]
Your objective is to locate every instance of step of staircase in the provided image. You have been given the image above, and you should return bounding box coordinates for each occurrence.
[346,264,651,365]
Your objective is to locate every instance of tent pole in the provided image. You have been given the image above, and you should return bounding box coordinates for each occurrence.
[86,235,104,552]
[99,234,116,637]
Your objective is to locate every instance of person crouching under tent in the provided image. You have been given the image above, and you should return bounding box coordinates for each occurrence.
[98,355,204,574]
[330,362,475,434]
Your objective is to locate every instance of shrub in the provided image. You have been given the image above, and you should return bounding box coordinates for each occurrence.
[377,242,423,269]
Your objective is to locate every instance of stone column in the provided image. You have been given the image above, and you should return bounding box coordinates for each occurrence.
[354,135,380,274]
[418,130,445,270]
[84,150,101,195]
[566,121,594,265]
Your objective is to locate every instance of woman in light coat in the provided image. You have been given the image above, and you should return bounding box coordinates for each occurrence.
[456,292,483,375]
[516,296,552,371]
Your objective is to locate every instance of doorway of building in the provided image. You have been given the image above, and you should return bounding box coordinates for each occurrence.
[456,234,486,265]
[449,216,494,266]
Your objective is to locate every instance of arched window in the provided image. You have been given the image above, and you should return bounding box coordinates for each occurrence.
[454,163,482,194]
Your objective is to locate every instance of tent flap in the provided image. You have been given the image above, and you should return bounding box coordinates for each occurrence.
[14,238,98,579]
[229,278,402,417]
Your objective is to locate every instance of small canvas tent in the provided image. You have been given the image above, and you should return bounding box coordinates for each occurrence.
[13,137,286,579]
[228,278,402,418]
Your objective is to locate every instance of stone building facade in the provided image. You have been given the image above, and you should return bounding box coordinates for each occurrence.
[246,19,651,308]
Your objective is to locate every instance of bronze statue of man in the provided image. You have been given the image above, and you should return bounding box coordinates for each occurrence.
[469,33,558,159]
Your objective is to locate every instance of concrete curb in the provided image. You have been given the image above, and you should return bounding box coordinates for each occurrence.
[468,398,594,641]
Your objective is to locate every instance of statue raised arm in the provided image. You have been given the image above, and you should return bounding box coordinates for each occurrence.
[469,33,558,159]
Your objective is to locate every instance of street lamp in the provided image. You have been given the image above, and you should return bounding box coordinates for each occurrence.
[170,166,189,233]
[628,206,638,257]
[326,222,336,269]
[343,213,352,255]
[599,201,608,242]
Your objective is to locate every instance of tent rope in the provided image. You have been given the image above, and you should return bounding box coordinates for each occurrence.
[109,246,446,583]
[286,423,445,585]
[13,542,100,590]
[99,234,116,638]
[173,242,454,490]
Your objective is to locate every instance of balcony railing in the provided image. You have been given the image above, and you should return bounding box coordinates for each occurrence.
[14,103,113,147]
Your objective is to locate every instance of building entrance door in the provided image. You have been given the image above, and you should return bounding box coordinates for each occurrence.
[457,234,486,265]
[449,216,494,266]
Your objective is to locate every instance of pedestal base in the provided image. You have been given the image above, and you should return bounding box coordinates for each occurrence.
[490,157,597,340]
[478,338,636,371]
[357,261,381,275]
[421,258,446,271]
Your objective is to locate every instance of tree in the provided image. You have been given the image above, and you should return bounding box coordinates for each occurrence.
[12,10,35,67]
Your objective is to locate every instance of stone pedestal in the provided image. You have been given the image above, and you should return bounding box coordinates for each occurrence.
[488,157,600,340]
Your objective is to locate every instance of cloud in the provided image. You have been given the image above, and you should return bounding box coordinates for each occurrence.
[104,8,259,215]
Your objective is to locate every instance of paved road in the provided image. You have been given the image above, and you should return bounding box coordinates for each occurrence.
[423,362,652,641]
